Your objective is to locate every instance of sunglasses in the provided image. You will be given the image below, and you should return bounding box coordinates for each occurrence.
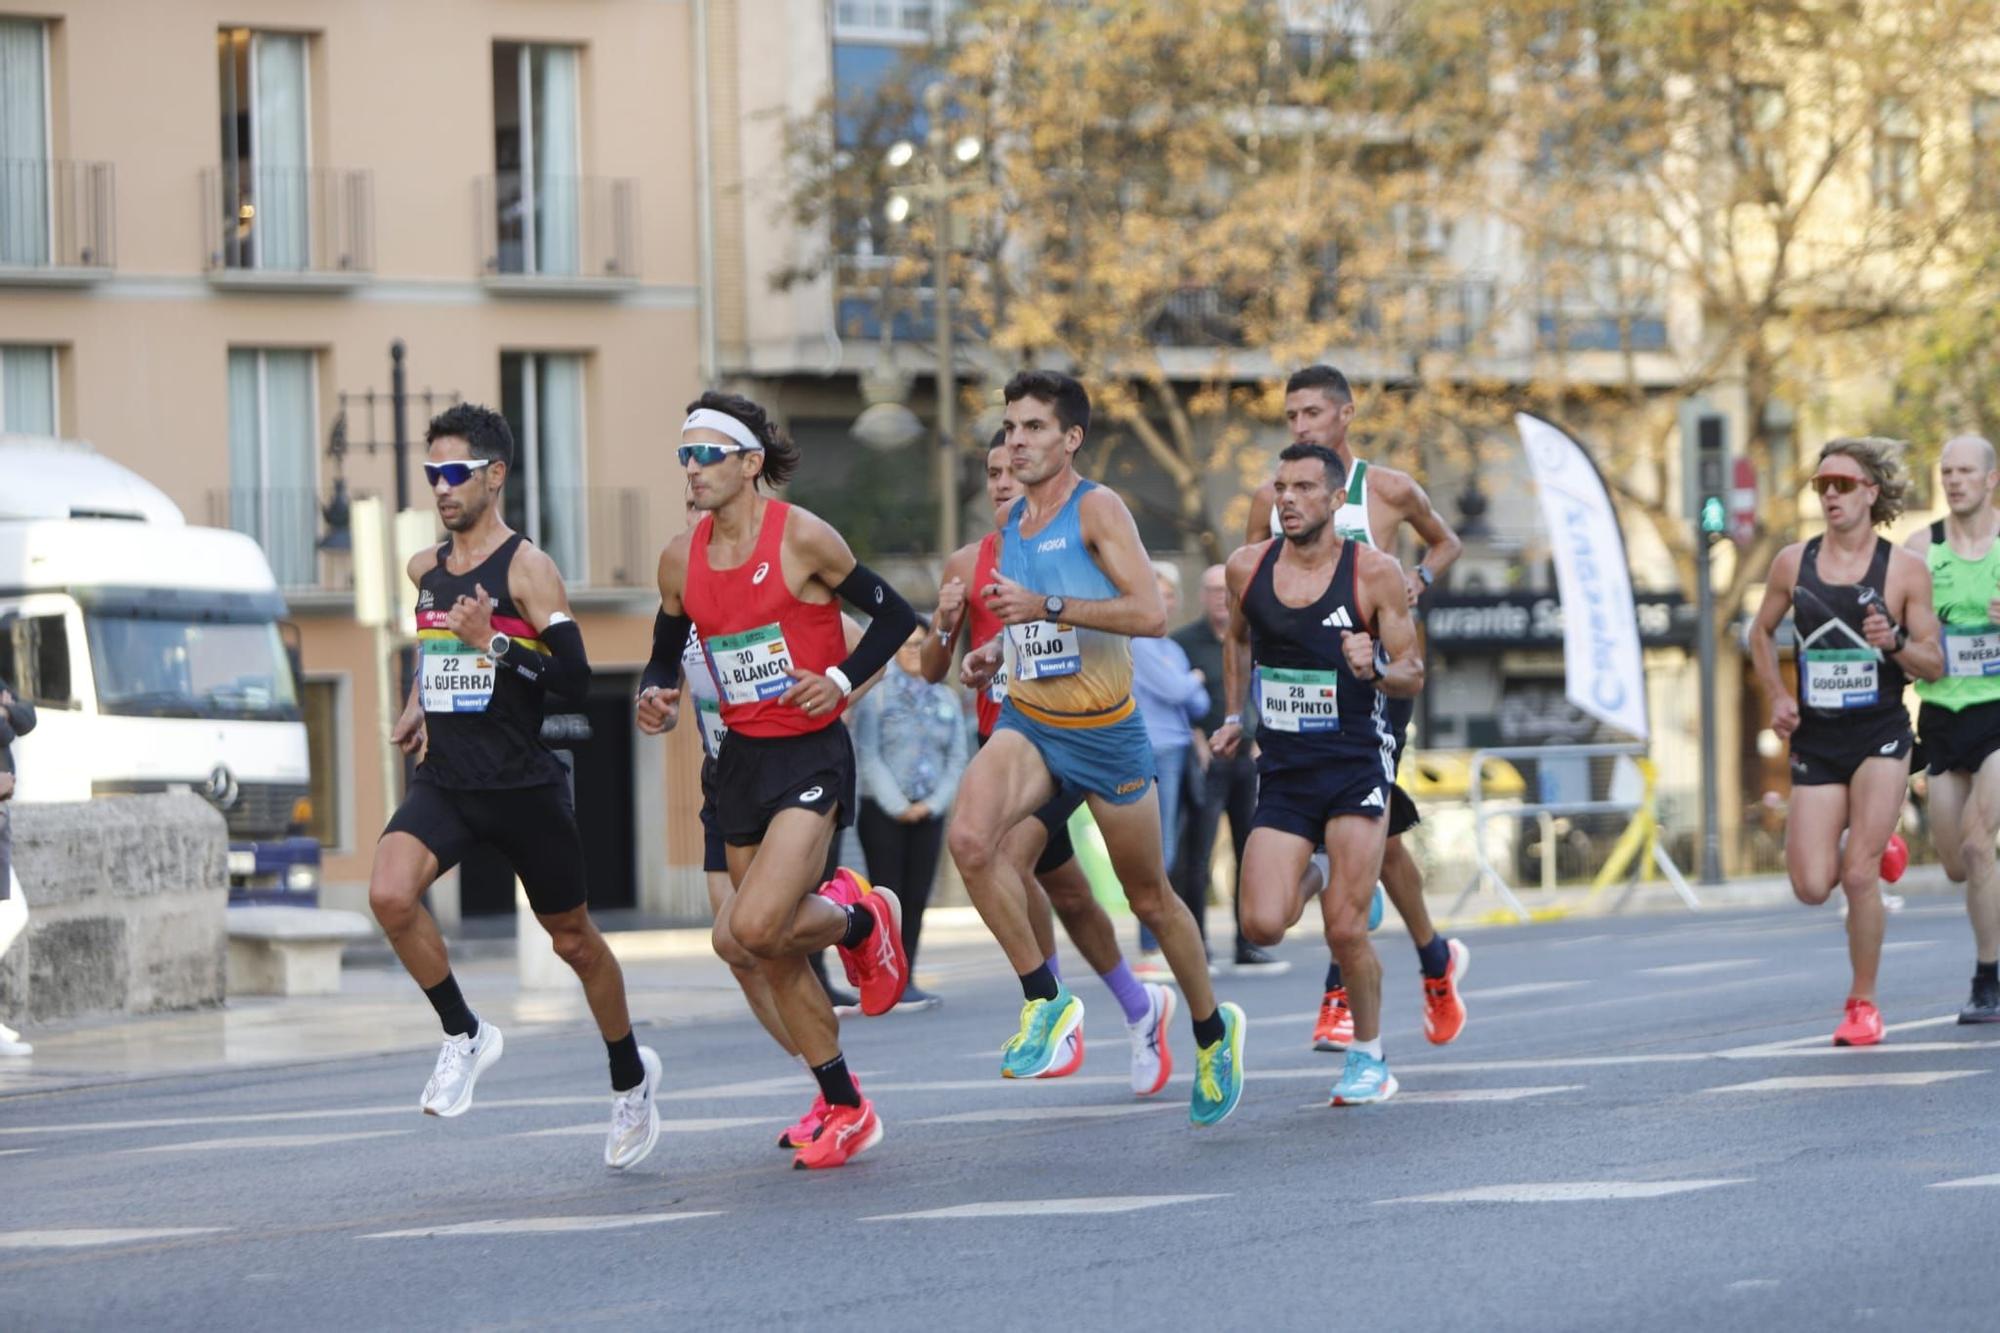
[424,459,494,488]
[678,442,760,468]
[1810,473,1870,496]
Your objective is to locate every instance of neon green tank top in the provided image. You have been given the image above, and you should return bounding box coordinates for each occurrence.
[1917,519,2000,710]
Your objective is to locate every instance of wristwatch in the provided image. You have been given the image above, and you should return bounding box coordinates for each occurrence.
[1043,594,1067,619]
[1891,624,1909,654]
[1416,565,1435,588]
[487,631,512,659]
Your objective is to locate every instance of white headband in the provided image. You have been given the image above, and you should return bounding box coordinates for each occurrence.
[682,408,765,455]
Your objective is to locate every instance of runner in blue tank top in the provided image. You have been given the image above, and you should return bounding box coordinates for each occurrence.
[1213,443,1425,1106]
[949,370,1246,1128]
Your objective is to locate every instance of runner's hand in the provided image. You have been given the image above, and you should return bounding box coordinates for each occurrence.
[935,577,968,636]
[1403,570,1425,606]
[980,572,1046,626]
[447,583,497,647]
[961,640,1002,691]
[390,701,427,757]
[1861,606,1897,651]
[780,669,845,718]
[635,685,680,735]
[1770,694,1799,740]
[1341,629,1378,680]
[1211,719,1243,759]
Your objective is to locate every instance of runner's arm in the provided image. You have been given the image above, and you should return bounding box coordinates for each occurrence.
[1885,551,1944,682]
[1244,481,1277,547]
[919,543,977,684]
[1357,550,1424,699]
[1748,546,1800,726]
[1387,471,1463,593]
[1211,543,1263,757]
[980,487,1165,636]
[637,538,695,734]
[788,509,921,699]
[841,613,887,705]
[500,546,592,705]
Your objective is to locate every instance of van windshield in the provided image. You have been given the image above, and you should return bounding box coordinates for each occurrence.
[85,613,300,720]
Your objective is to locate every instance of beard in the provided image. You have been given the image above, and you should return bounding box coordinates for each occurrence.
[1283,513,1328,546]
[439,493,487,532]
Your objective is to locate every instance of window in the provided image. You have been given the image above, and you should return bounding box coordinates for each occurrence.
[0,17,48,266]
[1873,97,1919,209]
[300,676,347,851]
[83,612,297,719]
[227,349,319,588]
[499,352,587,581]
[0,345,56,433]
[1975,95,2000,210]
[0,613,72,709]
[1736,84,1787,194]
[492,43,580,276]
[834,1,946,43]
[1282,0,1373,67]
[217,29,310,269]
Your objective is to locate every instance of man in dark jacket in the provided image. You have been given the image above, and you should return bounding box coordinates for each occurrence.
[0,672,35,1056]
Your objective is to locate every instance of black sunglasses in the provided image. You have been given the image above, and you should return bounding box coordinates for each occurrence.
[424,459,495,488]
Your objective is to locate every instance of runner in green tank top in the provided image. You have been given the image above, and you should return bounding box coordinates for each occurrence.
[1905,435,2000,1023]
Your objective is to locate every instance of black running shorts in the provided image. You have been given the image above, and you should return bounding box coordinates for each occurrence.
[384,778,587,915]
[712,725,856,847]
[1790,713,1914,787]
[1252,761,1389,841]
[699,756,728,873]
[1919,699,2000,777]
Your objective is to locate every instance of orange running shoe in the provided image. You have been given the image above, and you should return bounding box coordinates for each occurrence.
[1312,987,1353,1051]
[1879,834,1909,885]
[1422,938,1472,1046]
[777,1074,865,1149]
[817,868,870,988]
[829,879,909,1017]
[1833,997,1884,1047]
[792,1098,882,1170]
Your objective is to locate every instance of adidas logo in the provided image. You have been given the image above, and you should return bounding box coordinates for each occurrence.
[1360,788,1385,809]
[1322,606,1354,629]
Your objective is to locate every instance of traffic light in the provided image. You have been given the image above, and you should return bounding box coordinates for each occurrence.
[1684,405,1729,542]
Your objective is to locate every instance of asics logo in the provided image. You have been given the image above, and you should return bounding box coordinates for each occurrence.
[1879,740,1899,755]
[799,785,824,802]
[752,561,770,584]
[1323,606,1354,629]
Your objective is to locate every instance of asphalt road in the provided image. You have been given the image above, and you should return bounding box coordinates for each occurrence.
[4,899,1998,1331]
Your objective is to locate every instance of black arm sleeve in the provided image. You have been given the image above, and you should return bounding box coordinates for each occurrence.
[833,561,920,689]
[497,619,592,705]
[640,608,693,692]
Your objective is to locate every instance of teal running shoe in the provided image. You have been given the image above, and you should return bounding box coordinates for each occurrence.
[1189,1001,1246,1127]
[1368,881,1385,931]
[1329,1048,1398,1105]
[1001,985,1083,1079]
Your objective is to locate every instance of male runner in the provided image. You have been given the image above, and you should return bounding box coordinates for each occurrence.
[1904,435,2000,1023]
[1750,437,1942,1046]
[1245,365,1468,1052]
[922,433,1177,1096]
[947,370,1244,1127]
[642,391,920,1169]
[371,403,661,1169]
[1217,443,1425,1103]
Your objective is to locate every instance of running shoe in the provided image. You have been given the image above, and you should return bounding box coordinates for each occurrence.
[1422,938,1472,1046]
[1833,996,1885,1047]
[792,1098,882,1170]
[777,1073,865,1148]
[817,868,869,988]
[1132,950,1172,983]
[1368,882,1385,932]
[833,883,909,1017]
[1329,1048,1399,1105]
[1879,834,1909,884]
[605,1046,663,1169]
[1960,974,2000,1024]
[1127,982,1176,1097]
[1312,987,1353,1052]
[1234,943,1292,976]
[0,1021,31,1057]
[897,985,943,1013]
[1039,1025,1085,1079]
[1190,1001,1246,1128]
[420,1023,504,1117]
[1000,985,1084,1079]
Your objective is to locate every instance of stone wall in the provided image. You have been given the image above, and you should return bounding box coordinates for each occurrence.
[0,793,228,1024]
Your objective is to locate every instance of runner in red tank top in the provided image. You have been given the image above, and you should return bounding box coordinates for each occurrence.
[638,391,920,1170]
[918,436,1176,1096]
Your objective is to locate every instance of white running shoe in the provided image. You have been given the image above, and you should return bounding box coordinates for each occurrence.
[420,1023,504,1117]
[605,1045,663,1170]
[0,1021,30,1057]
[1127,982,1176,1097]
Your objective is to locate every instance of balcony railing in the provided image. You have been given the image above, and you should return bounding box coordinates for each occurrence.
[207,487,339,591]
[477,173,638,284]
[0,158,115,275]
[1534,309,1669,353]
[204,167,375,277]
[1145,274,1502,352]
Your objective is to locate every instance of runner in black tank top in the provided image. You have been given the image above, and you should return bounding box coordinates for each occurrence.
[373,403,663,1170]
[1749,436,1944,1049]
[1212,444,1426,1108]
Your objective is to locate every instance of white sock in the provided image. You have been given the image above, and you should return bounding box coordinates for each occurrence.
[1354,1037,1384,1059]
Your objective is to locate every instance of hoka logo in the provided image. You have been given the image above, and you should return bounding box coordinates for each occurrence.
[1323,606,1354,630]
[1036,537,1069,553]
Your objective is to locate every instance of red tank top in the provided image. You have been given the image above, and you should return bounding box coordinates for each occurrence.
[683,500,849,738]
[968,530,1005,738]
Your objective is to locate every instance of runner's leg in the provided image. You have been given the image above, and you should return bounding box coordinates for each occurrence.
[1380,836,1433,947]
[725,809,845,1065]
[1785,784,1849,906]
[708,870,797,1056]
[369,832,450,989]
[1088,788,1218,1020]
[1956,756,2000,968]
[1839,755,1909,1002]
[1320,813,1389,1044]
[947,730,1061,975]
[1236,826,1316,947]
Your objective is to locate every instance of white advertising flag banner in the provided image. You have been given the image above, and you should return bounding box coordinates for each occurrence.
[1516,412,1649,740]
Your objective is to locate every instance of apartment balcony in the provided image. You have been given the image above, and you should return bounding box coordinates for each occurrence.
[0,158,115,285]
[204,166,374,291]
[1534,308,1669,353]
[477,174,639,296]
[1146,274,1502,355]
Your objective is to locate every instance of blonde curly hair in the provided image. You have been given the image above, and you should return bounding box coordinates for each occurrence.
[1817,436,1910,527]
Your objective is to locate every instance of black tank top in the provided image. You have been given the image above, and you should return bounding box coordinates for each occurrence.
[1243,539,1396,777]
[413,532,566,790]
[1793,535,1909,733]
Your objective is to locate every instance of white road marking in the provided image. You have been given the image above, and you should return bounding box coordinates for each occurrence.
[1718,1013,1967,1057]
[1815,940,1938,954]
[514,1118,766,1138]
[1930,1174,2000,1189]
[1702,1071,1986,1094]
[0,1148,34,1156]
[911,1104,1177,1125]
[1293,1085,1581,1109]
[1729,1041,1999,1059]
[1728,1279,1783,1291]
[1462,982,1588,1000]
[361,1212,719,1239]
[0,1228,228,1249]
[1379,1179,1748,1204]
[1640,959,1758,977]
[864,1194,1223,1221]
[124,1131,410,1155]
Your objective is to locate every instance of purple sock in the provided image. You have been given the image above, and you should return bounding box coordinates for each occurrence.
[1100,960,1152,1024]
[1046,953,1061,982]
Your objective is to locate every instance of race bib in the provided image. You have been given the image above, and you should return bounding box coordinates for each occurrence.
[695,696,728,758]
[1945,626,2000,678]
[1007,619,1082,681]
[1802,649,1879,709]
[1255,666,1342,733]
[706,623,796,705]
[988,657,1010,704]
[420,638,495,713]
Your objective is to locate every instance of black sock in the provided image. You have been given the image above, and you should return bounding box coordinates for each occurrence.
[1416,934,1452,980]
[607,1031,645,1092]
[810,1054,861,1108]
[1019,962,1060,1003]
[1977,961,1999,985]
[1323,961,1344,992]
[840,904,877,950]
[1192,1007,1226,1048]
[423,974,478,1039]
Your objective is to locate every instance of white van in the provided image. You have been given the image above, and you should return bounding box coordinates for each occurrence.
[0,435,320,899]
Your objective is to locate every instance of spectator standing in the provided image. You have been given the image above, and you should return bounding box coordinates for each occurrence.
[1130,562,1210,969]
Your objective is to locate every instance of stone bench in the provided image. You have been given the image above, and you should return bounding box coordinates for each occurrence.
[226,907,375,997]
